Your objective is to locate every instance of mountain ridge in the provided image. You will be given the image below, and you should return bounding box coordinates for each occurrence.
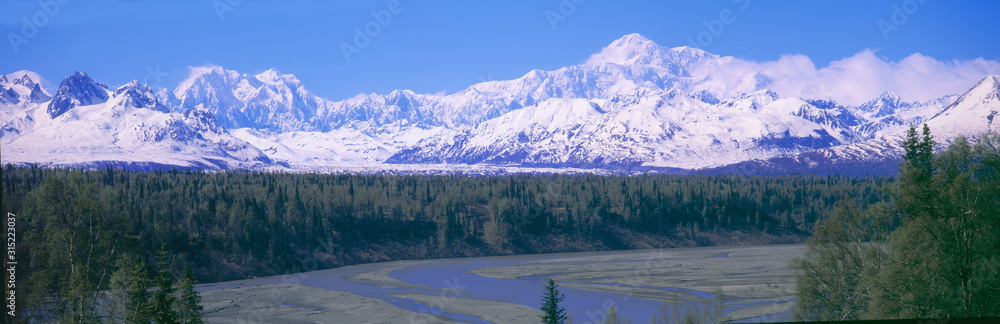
[3,34,999,175]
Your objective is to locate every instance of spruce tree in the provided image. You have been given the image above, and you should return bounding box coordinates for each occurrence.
[150,247,179,324]
[899,124,937,220]
[540,278,567,324]
[175,264,204,324]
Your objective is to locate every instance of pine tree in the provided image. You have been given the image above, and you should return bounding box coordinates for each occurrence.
[150,247,179,324]
[175,264,204,324]
[540,278,567,324]
[899,124,936,220]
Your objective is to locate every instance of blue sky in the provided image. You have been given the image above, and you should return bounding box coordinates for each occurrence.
[3,0,999,101]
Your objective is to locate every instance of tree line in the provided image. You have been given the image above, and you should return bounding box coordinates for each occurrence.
[792,125,1000,319]
[3,161,888,321]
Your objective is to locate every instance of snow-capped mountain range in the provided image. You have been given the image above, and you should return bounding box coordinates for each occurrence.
[2,71,271,170]
[2,34,998,174]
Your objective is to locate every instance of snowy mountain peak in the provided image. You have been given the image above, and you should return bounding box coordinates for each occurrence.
[46,71,110,118]
[585,33,714,71]
[719,89,779,111]
[669,45,710,57]
[112,79,167,112]
[388,88,415,97]
[1,70,53,105]
[983,75,1000,92]
[926,75,1000,126]
[12,74,37,87]
[256,68,280,79]
[874,91,901,103]
[175,65,241,96]
[118,79,141,89]
[155,88,179,107]
[254,68,301,86]
[857,90,912,119]
[949,75,1000,108]
[587,33,667,66]
[258,68,281,79]
[172,65,324,131]
[760,88,780,100]
[609,33,655,48]
[7,36,996,174]
[916,75,1000,139]
[4,70,56,95]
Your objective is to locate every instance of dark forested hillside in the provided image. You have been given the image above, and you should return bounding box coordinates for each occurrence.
[2,166,887,287]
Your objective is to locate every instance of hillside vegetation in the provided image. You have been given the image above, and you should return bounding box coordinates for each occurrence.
[3,164,887,321]
[792,126,1000,319]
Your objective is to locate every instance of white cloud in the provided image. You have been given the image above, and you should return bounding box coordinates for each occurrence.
[710,50,1000,106]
